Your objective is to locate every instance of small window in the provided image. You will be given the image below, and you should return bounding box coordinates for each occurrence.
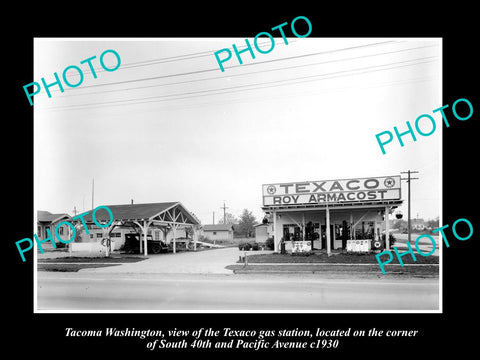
[97,233,103,238]
[213,231,217,235]
[90,234,93,239]
[59,227,64,235]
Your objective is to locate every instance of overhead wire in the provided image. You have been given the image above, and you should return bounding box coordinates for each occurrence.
[53,40,398,92]
[39,56,439,111]
[56,43,439,99]
[67,39,300,77]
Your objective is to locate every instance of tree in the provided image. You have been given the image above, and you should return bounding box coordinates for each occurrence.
[426,217,439,230]
[218,212,237,225]
[236,209,258,238]
[392,219,407,232]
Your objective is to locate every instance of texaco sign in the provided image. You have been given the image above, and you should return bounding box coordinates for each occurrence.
[262,175,401,206]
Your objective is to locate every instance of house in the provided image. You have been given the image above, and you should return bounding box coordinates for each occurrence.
[202,224,235,241]
[412,218,426,231]
[37,210,73,247]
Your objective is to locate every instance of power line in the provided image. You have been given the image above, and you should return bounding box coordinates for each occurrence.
[142,75,436,114]
[65,39,298,77]
[55,43,438,99]
[43,58,437,111]
[53,40,398,93]
[39,56,438,111]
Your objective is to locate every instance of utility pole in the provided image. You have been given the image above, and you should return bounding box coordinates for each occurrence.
[325,199,331,256]
[91,178,95,210]
[212,211,215,224]
[72,206,77,216]
[400,170,419,245]
[220,201,229,224]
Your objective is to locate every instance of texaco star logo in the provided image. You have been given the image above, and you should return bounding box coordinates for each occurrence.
[384,177,395,188]
[267,185,276,195]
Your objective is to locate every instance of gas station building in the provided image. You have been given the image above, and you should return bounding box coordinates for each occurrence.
[261,175,403,253]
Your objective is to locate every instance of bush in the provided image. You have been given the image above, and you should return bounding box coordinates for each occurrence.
[265,237,274,250]
[291,250,314,257]
[382,233,396,246]
[199,235,210,242]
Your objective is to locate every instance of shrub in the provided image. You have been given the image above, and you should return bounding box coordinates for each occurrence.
[56,242,66,249]
[382,233,396,246]
[199,235,210,242]
[265,237,274,250]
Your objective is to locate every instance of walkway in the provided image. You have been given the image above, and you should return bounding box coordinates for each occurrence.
[80,248,272,275]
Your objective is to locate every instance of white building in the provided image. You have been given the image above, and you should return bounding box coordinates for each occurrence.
[202,224,235,241]
[262,175,403,253]
[37,211,73,248]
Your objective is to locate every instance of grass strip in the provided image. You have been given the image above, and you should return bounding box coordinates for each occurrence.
[241,252,439,264]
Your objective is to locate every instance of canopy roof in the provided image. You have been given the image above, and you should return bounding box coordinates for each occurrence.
[83,202,201,226]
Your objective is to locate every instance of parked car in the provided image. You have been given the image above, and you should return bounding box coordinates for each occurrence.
[123,233,168,254]
[238,241,259,251]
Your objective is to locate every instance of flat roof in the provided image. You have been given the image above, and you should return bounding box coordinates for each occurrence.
[262,199,402,213]
[203,224,234,232]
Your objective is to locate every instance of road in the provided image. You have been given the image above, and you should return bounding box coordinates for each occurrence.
[36,272,439,311]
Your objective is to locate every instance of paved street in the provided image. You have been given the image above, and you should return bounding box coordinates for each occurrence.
[36,246,439,311]
[36,272,438,311]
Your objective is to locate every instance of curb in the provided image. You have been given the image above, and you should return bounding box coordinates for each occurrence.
[231,268,439,278]
[234,263,439,266]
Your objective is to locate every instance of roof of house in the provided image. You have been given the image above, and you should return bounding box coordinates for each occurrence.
[37,210,72,223]
[82,202,201,225]
[412,218,425,224]
[253,222,268,228]
[203,224,234,232]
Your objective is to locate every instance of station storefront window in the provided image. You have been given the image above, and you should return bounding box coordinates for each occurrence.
[282,223,320,241]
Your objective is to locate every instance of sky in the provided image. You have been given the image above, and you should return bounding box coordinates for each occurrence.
[33,37,442,225]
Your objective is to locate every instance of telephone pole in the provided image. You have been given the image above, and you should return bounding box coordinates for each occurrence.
[220,201,229,224]
[400,170,419,245]
[91,178,95,210]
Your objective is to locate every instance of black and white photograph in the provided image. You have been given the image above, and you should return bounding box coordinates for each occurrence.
[32,36,442,312]
[7,6,478,357]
